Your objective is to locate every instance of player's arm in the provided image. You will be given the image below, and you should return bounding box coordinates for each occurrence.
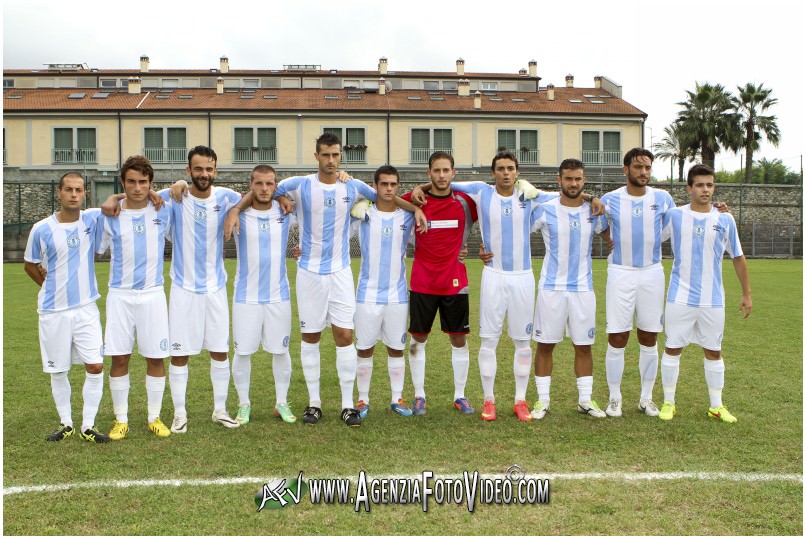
[393,197,427,233]
[169,179,188,202]
[24,262,45,287]
[479,243,494,264]
[408,182,432,205]
[100,193,126,217]
[223,191,254,240]
[732,255,752,318]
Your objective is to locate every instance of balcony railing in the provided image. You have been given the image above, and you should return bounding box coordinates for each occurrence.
[144,147,187,164]
[52,148,97,164]
[501,148,540,165]
[342,147,366,164]
[582,150,621,166]
[232,147,278,163]
[410,147,453,164]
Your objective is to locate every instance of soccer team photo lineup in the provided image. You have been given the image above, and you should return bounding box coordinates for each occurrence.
[23,137,755,441]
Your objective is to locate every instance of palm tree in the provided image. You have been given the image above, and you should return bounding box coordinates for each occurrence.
[654,123,695,181]
[733,83,780,184]
[675,82,739,168]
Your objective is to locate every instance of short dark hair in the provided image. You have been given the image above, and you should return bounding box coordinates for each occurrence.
[250,164,276,181]
[687,163,715,186]
[428,151,454,169]
[58,172,84,189]
[316,132,341,153]
[491,151,519,171]
[623,147,654,167]
[559,158,585,175]
[187,145,217,167]
[120,155,154,182]
[373,165,399,184]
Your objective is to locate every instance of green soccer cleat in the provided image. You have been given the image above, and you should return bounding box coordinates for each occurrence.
[236,405,251,426]
[274,403,297,423]
[708,405,737,423]
[531,401,550,420]
[659,401,676,421]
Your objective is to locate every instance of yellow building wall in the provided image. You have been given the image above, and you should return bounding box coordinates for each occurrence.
[7,116,120,167]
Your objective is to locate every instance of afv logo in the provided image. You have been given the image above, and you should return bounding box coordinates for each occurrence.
[255,472,308,511]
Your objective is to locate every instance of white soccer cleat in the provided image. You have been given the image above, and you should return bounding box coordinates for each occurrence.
[212,409,240,428]
[638,399,660,417]
[577,401,606,418]
[170,412,188,434]
[531,400,550,420]
[605,399,622,417]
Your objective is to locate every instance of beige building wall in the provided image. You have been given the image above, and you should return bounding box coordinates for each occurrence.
[8,116,120,168]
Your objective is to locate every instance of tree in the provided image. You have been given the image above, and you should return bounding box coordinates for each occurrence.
[675,82,739,168]
[732,83,781,184]
[654,123,695,181]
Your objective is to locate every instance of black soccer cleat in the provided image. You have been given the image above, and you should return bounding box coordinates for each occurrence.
[341,408,362,427]
[79,426,111,443]
[302,406,323,425]
[46,424,74,442]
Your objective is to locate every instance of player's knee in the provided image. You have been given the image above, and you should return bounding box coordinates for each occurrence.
[608,332,630,348]
[636,329,658,347]
[84,363,103,375]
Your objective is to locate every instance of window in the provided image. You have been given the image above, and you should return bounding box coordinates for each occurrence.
[100,79,118,88]
[481,82,498,91]
[3,79,14,89]
[143,127,187,163]
[497,129,539,164]
[423,80,439,90]
[442,81,458,91]
[243,79,260,88]
[323,127,367,163]
[581,131,621,165]
[52,127,96,164]
[161,79,179,89]
[410,128,452,164]
[233,127,277,163]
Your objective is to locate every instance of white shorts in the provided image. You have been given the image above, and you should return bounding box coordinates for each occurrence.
[39,302,103,373]
[355,302,409,351]
[104,287,170,358]
[296,266,355,333]
[232,300,292,355]
[169,284,230,355]
[664,303,725,351]
[532,289,597,345]
[479,267,535,340]
[606,263,665,334]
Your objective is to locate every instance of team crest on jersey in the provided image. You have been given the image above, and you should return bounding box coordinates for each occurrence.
[400,333,407,344]
[526,323,533,335]
[588,327,596,339]
[259,221,270,232]
[502,206,513,216]
[66,234,80,248]
[160,339,168,352]
[382,226,393,238]
[695,225,705,237]
[194,208,207,222]
[325,197,336,208]
[569,220,581,230]
[134,223,145,234]
[632,207,643,217]
[283,336,290,347]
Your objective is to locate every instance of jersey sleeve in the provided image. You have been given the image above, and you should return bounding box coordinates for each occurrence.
[449,181,488,204]
[454,191,478,223]
[593,212,609,234]
[721,214,743,258]
[275,176,302,202]
[535,191,559,204]
[350,179,377,203]
[24,223,43,264]
[221,187,244,211]
[530,205,546,232]
[661,209,674,242]
[95,215,110,255]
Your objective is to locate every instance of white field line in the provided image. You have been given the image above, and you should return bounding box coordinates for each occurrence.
[3,471,802,496]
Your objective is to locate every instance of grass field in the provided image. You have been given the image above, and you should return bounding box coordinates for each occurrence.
[3,258,802,535]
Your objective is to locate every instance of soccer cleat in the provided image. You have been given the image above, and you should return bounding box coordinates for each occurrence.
[109,420,129,441]
[211,409,239,429]
[513,400,533,422]
[638,399,660,417]
[302,406,322,425]
[577,401,606,418]
[390,399,413,417]
[708,405,737,423]
[480,400,497,421]
[341,407,362,427]
[412,396,427,416]
[170,412,188,434]
[531,401,550,420]
[148,418,170,437]
[46,424,74,442]
[274,403,297,423]
[454,397,475,415]
[235,405,251,426]
[605,399,623,417]
[659,401,676,421]
[80,427,111,443]
[356,400,370,419]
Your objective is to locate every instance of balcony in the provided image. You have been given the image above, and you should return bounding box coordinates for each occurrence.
[342,146,366,164]
[52,148,97,164]
[502,148,540,165]
[144,147,187,164]
[582,150,621,166]
[232,147,278,164]
[410,147,453,164]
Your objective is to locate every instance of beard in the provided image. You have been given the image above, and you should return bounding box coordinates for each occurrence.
[191,175,213,192]
[626,174,648,188]
[561,187,582,199]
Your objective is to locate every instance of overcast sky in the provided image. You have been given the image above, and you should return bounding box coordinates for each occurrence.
[4,0,804,178]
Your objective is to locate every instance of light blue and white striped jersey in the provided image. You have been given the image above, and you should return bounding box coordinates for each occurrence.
[96,202,172,290]
[531,199,608,292]
[663,205,743,308]
[451,181,557,272]
[163,186,242,293]
[601,186,675,268]
[275,175,376,275]
[353,206,415,305]
[233,205,295,305]
[24,209,102,314]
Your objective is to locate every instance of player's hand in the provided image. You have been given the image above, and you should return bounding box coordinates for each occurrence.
[458,244,468,261]
[410,186,427,206]
[170,180,188,202]
[414,207,427,233]
[739,294,752,318]
[516,179,539,201]
[101,194,122,217]
[479,243,494,264]
[277,195,295,215]
[590,197,605,216]
[714,201,730,213]
[223,208,240,241]
[350,199,371,221]
[291,245,302,259]
[336,170,352,183]
[38,264,48,280]
[148,190,164,210]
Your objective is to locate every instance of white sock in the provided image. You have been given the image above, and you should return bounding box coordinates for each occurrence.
[605,344,625,401]
[638,344,659,401]
[387,356,405,403]
[210,358,230,412]
[703,357,725,408]
[145,375,165,423]
[81,371,104,432]
[169,363,188,415]
[513,339,532,403]
[478,337,498,402]
[272,352,292,405]
[408,339,427,398]
[50,372,72,427]
[451,344,470,400]
[109,373,130,423]
[231,353,252,407]
[300,341,321,407]
[356,356,373,403]
[535,375,551,405]
[336,344,357,410]
[576,375,593,405]
[660,352,681,404]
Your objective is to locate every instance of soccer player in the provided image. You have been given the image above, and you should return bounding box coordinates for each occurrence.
[229,165,297,425]
[96,156,172,439]
[24,172,109,443]
[530,159,609,420]
[658,164,751,423]
[352,165,418,418]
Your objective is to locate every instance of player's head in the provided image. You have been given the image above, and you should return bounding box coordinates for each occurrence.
[558,158,585,199]
[56,172,86,210]
[373,165,400,202]
[249,164,277,206]
[623,147,654,189]
[687,163,716,205]
[186,145,217,193]
[427,151,456,194]
[120,155,154,207]
[491,151,519,191]
[315,132,342,175]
